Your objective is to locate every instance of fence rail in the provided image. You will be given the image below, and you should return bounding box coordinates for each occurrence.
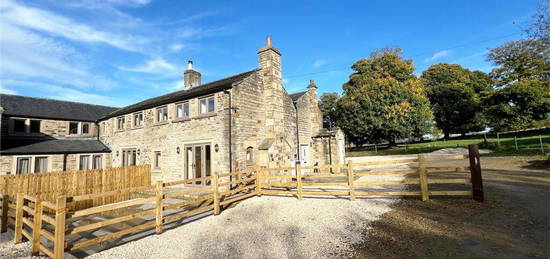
[0,165,151,210]
[3,144,484,259]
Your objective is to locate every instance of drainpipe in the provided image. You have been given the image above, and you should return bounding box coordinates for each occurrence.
[223,90,233,186]
[328,136,332,173]
[62,153,67,171]
[293,101,300,161]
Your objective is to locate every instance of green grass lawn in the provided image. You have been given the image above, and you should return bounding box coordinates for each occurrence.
[346,135,550,157]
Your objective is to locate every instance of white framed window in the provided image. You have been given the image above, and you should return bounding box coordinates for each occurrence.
[117,116,125,130]
[176,102,190,119]
[199,96,215,114]
[156,106,168,122]
[16,157,31,174]
[79,155,91,170]
[69,122,79,135]
[122,149,137,166]
[133,112,143,127]
[81,123,90,134]
[154,151,161,169]
[246,147,254,164]
[34,157,48,173]
[92,155,103,169]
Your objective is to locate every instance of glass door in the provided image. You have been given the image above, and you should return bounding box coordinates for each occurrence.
[184,143,212,185]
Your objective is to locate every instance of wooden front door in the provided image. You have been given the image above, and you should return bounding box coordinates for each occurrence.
[184,143,212,185]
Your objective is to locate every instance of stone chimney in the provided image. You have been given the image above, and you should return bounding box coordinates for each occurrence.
[184,60,201,89]
[258,36,282,84]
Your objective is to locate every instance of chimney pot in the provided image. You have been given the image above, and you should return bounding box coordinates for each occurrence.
[187,60,193,70]
[266,36,272,47]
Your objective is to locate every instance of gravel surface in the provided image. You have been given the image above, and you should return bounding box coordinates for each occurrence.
[87,194,400,259]
[0,232,47,259]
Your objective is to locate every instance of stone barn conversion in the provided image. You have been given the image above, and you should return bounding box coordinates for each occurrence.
[0,36,345,182]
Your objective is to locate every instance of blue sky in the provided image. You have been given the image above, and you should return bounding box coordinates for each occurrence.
[0,0,540,107]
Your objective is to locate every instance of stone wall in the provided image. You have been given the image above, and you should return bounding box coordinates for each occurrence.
[0,153,110,175]
[0,116,97,137]
[99,91,231,182]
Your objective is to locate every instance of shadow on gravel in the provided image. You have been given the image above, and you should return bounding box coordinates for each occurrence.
[351,166,550,259]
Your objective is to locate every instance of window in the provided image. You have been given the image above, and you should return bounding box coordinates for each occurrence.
[199,96,215,114]
[30,120,41,133]
[122,149,137,166]
[69,122,79,135]
[117,116,125,130]
[16,157,31,174]
[246,147,254,164]
[82,123,90,134]
[92,155,102,169]
[133,112,143,127]
[79,155,90,170]
[156,106,168,122]
[176,102,190,118]
[14,119,26,132]
[34,157,48,173]
[154,151,161,169]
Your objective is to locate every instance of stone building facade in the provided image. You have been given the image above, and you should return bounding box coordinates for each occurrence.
[0,95,116,175]
[1,37,346,181]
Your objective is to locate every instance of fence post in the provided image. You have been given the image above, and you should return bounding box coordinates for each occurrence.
[514,136,518,150]
[418,154,429,201]
[540,135,545,154]
[1,194,8,233]
[14,193,24,243]
[54,195,66,259]
[295,162,303,200]
[32,198,43,256]
[256,168,263,197]
[213,173,220,215]
[155,181,164,234]
[468,144,484,202]
[347,161,356,201]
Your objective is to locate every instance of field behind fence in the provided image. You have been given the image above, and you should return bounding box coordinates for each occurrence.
[1,144,484,259]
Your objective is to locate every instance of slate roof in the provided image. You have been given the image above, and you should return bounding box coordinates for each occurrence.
[0,137,111,155]
[103,69,259,120]
[258,138,276,150]
[0,94,119,122]
[313,128,338,138]
[289,91,307,102]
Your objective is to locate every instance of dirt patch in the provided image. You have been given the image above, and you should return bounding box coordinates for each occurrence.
[351,156,550,258]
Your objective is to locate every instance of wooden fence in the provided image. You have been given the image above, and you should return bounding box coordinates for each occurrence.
[0,165,152,208]
[4,144,484,259]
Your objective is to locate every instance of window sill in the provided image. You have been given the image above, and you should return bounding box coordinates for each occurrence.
[195,113,217,119]
[114,129,125,133]
[153,121,169,126]
[129,126,144,130]
[172,117,191,123]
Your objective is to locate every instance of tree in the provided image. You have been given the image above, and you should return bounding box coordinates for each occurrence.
[484,4,550,131]
[318,92,340,129]
[337,48,433,146]
[421,64,490,138]
[483,79,550,131]
[525,0,549,47]
[487,39,549,86]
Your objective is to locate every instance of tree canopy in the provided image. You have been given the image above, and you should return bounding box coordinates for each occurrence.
[421,63,491,138]
[318,92,339,129]
[337,48,433,145]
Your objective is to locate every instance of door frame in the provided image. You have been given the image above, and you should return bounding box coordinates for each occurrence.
[184,143,212,185]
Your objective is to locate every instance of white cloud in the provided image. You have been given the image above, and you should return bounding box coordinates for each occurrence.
[0,23,115,90]
[117,57,179,75]
[313,59,327,68]
[0,84,17,95]
[169,43,186,52]
[425,50,451,62]
[0,0,148,52]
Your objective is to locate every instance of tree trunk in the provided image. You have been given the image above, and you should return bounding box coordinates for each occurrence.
[444,132,450,140]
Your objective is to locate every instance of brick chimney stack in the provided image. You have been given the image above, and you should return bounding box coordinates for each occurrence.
[184,60,201,89]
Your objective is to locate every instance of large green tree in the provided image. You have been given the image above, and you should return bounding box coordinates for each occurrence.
[483,3,550,131]
[421,64,491,138]
[337,48,433,146]
[318,92,340,129]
